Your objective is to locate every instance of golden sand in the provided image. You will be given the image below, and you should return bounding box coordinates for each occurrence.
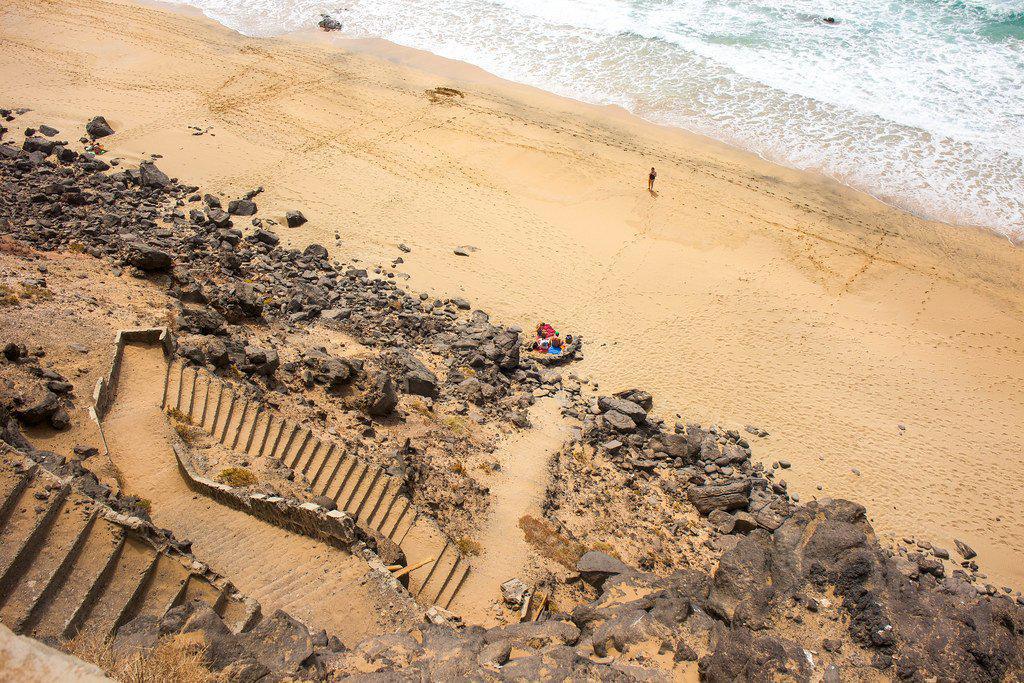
[3,0,1023,588]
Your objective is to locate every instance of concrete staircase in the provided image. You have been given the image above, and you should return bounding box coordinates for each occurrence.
[0,452,258,644]
[163,360,470,610]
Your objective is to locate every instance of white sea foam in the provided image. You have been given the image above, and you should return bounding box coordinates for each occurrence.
[168,0,1024,239]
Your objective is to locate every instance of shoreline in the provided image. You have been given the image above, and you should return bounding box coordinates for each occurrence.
[3,0,1024,592]
[164,1,1022,244]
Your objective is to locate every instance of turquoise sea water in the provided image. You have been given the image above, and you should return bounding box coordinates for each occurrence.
[171,0,1024,239]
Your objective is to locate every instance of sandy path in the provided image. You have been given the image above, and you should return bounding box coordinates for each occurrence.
[450,399,569,624]
[2,0,1024,588]
[100,344,417,643]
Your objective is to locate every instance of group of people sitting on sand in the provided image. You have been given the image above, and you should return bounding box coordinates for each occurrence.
[532,322,573,355]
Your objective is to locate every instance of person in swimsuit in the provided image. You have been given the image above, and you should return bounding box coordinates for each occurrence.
[648,167,657,191]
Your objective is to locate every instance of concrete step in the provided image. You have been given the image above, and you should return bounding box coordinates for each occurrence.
[0,497,95,630]
[338,461,370,512]
[77,535,157,637]
[130,552,190,623]
[0,475,65,582]
[439,562,471,611]
[378,495,411,540]
[27,519,123,640]
[284,429,312,470]
[350,467,385,522]
[304,443,335,488]
[364,479,400,531]
[293,436,323,477]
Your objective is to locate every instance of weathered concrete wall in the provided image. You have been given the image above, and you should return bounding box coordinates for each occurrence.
[171,442,368,554]
[0,623,111,682]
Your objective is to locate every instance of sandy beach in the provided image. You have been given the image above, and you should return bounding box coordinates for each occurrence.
[3,0,1024,591]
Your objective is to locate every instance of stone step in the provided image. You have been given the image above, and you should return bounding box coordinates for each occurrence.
[293,436,323,477]
[196,375,219,432]
[319,453,356,501]
[275,423,301,463]
[350,467,385,522]
[264,418,289,460]
[0,475,65,582]
[130,552,190,624]
[241,406,265,455]
[205,379,229,436]
[61,533,128,639]
[27,519,123,640]
[439,562,471,611]
[338,461,370,512]
[420,543,461,605]
[284,429,312,470]
[254,413,277,458]
[0,465,36,536]
[216,390,239,444]
[364,479,400,531]
[0,497,95,630]
[228,398,254,450]
[305,443,335,488]
[77,536,157,637]
[182,366,201,420]
[381,498,412,542]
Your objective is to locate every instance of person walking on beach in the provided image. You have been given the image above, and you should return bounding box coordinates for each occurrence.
[647,167,657,192]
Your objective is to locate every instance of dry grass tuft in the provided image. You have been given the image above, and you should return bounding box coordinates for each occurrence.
[0,284,18,307]
[19,283,53,301]
[173,422,196,443]
[217,467,256,487]
[441,415,469,437]
[64,630,218,682]
[167,407,191,424]
[456,537,483,556]
[518,514,587,569]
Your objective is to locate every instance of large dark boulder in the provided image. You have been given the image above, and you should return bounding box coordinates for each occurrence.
[13,390,61,426]
[286,210,307,228]
[241,346,279,377]
[706,530,773,625]
[576,550,632,589]
[126,241,173,271]
[86,116,114,139]
[303,243,328,260]
[209,281,263,321]
[177,308,228,335]
[648,432,697,460]
[597,396,646,424]
[686,480,752,515]
[699,628,811,682]
[363,374,398,416]
[138,160,170,188]
[228,199,257,216]
[387,348,438,398]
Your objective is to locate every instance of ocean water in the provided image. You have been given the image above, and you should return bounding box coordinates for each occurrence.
[171,0,1024,240]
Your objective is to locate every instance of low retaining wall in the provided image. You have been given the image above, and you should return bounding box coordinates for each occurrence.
[171,443,374,556]
[171,442,411,599]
